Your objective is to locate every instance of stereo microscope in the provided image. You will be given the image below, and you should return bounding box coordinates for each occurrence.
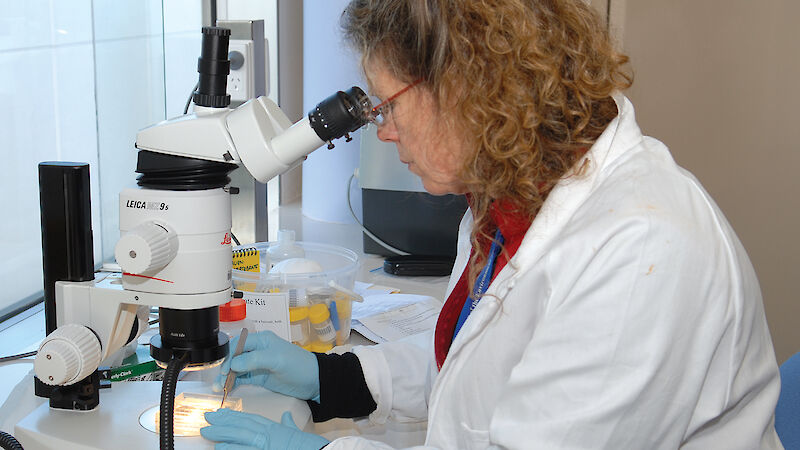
[30,26,373,447]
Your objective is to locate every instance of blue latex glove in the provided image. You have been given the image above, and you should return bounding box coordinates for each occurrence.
[201,409,329,450]
[213,330,320,402]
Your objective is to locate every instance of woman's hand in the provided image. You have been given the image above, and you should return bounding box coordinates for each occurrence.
[213,330,321,402]
[201,409,329,450]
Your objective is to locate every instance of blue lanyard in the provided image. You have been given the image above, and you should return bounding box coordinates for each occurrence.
[453,229,504,339]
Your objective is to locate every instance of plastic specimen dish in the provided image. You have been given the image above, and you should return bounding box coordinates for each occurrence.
[151,392,243,436]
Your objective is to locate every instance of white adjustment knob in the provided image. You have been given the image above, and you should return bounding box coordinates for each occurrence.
[35,324,102,386]
[115,221,178,274]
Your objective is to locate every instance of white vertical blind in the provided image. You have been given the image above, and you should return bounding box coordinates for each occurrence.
[0,0,102,315]
[0,0,201,318]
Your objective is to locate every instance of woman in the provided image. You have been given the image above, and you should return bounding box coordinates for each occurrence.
[201,0,784,448]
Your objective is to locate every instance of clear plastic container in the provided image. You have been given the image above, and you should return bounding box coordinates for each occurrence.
[232,240,358,346]
[266,229,306,269]
[152,392,242,436]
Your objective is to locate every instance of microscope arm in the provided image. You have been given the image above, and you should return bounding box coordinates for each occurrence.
[35,273,230,387]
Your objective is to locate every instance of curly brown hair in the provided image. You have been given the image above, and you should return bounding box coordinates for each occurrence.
[342,0,632,293]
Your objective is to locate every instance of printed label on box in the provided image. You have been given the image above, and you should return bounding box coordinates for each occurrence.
[232,247,260,272]
[243,291,291,340]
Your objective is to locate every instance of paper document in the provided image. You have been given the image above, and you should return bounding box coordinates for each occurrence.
[354,281,400,296]
[352,293,435,321]
[242,292,290,340]
[351,322,386,344]
[355,297,441,343]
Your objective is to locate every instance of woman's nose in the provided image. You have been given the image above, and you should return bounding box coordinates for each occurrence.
[376,122,399,143]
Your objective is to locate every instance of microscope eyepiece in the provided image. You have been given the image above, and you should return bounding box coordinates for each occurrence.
[307,86,372,143]
[193,26,231,108]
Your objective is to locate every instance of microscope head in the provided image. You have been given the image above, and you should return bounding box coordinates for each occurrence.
[134,26,372,183]
[134,86,372,184]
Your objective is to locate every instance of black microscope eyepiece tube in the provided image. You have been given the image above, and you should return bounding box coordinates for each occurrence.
[193,26,231,108]
[308,86,372,143]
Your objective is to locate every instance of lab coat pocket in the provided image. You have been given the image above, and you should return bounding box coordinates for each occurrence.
[459,422,490,449]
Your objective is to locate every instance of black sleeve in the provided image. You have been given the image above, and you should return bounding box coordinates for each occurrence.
[306,351,378,422]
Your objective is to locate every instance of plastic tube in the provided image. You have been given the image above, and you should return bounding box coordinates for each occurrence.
[309,304,337,344]
[0,431,23,450]
[0,351,36,363]
[160,354,188,450]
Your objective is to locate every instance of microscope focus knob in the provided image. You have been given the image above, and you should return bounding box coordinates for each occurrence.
[115,221,179,274]
[35,324,102,386]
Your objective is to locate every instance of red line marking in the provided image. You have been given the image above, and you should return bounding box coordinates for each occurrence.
[123,273,175,283]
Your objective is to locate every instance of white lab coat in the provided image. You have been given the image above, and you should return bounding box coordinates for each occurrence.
[328,94,784,449]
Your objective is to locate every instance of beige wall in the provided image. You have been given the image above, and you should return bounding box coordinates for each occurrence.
[601,0,800,363]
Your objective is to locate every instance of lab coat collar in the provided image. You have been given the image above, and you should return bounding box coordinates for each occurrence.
[508,92,643,272]
[439,93,644,370]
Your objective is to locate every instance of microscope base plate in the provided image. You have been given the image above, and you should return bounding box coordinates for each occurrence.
[15,381,310,449]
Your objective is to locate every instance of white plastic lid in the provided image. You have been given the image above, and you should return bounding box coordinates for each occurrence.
[269,258,323,274]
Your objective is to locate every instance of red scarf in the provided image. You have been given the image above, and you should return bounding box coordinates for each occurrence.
[434,199,533,369]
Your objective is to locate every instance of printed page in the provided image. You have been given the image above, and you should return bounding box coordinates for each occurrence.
[355,298,441,343]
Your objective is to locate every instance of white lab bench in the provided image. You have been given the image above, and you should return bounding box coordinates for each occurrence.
[0,200,450,448]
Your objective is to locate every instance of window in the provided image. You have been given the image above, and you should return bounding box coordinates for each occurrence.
[0,0,202,319]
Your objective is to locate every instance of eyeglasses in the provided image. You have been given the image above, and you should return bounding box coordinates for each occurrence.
[367,78,423,126]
